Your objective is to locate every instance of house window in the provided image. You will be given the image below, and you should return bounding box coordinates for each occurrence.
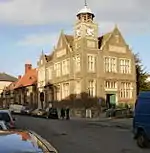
[88,55,96,72]
[56,85,61,101]
[74,55,81,72]
[88,80,96,97]
[38,68,45,82]
[119,82,133,99]
[62,59,70,75]
[104,57,117,73]
[75,81,81,98]
[54,62,61,77]
[119,59,131,74]
[46,67,52,80]
[62,83,70,99]
[105,81,117,89]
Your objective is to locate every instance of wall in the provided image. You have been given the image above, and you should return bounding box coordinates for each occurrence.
[0,81,12,94]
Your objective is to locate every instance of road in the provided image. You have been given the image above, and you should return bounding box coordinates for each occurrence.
[15,115,149,153]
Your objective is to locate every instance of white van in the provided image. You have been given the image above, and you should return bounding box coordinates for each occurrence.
[9,104,25,114]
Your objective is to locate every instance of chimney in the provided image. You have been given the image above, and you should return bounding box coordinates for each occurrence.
[18,75,22,79]
[25,64,32,73]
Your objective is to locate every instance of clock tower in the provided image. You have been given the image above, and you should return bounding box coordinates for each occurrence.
[74,1,98,49]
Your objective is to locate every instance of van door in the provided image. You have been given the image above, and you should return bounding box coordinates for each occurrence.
[136,97,150,139]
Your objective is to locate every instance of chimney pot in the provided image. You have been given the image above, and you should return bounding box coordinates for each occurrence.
[18,75,21,79]
[25,64,32,73]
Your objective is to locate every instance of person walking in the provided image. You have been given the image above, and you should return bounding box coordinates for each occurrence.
[60,107,65,120]
[66,107,70,120]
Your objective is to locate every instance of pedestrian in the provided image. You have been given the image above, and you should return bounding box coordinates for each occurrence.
[60,107,65,120]
[66,107,70,120]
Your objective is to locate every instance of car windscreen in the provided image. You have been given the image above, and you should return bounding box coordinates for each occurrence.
[0,112,11,122]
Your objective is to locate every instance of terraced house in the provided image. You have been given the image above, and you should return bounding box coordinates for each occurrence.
[37,4,136,109]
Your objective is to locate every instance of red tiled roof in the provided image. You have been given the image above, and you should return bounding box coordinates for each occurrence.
[14,68,37,89]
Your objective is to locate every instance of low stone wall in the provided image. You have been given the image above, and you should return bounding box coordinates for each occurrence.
[70,108,100,118]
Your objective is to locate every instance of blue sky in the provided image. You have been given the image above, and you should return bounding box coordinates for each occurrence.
[0,0,149,77]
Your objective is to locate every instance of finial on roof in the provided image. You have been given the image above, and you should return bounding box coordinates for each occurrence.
[61,29,64,34]
[41,49,44,55]
[84,0,87,6]
[26,60,31,64]
[77,0,94,18]
[114,24,118,29]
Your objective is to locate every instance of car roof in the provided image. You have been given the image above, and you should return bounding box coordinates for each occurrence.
[0,110,11,116]
[0,109,10,112]
[0,130,57,153]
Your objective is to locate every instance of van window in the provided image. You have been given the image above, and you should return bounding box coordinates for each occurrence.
[0,112,11,122]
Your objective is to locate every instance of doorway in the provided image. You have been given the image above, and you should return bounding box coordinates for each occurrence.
[106,93,116,108]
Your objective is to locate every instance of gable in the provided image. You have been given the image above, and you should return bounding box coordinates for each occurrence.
[38,52,47,66]
[108,27,127,47]
[57,34,64,49]
[100,27,129,54]
[65,35,74,49]
[56,31,68,49]
[55,32,74,58]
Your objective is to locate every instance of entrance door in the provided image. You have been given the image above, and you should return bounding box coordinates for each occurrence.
[110,94,116,105]
[106,93,116,108]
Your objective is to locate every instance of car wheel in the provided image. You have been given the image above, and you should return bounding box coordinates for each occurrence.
[137,131,149,148]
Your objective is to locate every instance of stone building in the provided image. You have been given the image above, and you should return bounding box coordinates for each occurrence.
[37,4,136,109]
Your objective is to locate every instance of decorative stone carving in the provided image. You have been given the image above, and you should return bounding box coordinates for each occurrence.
[56,49,66,58]
[87,40,95,48]
[109,45,126,53]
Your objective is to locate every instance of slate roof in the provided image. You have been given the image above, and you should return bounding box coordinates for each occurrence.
[65,34,74,48]
[98,32,112,49]
[42,31,113,62]
[64,33,113,50]
[0,73,17,82]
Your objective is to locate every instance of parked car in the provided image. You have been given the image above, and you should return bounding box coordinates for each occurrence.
[0,129,58,153]
[133,91,150,148]
[0,109,16,129]
[21,106,33,115]
[48,108,59,119]
[31,108,47,118]
[0,121,7,130]
[9,104,25,114]
[37,109,47,117]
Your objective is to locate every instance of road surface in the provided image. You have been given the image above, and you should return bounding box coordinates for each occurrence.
[15,115,149,153]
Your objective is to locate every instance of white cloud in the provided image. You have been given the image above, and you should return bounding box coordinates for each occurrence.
[17,33,59,47]
[1,0,149,33]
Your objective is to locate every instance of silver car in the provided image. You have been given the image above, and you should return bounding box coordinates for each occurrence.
[0,109,16,129]
[0,129,58,153]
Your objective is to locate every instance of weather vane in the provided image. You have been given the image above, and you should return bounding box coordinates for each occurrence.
[84,0,87,6]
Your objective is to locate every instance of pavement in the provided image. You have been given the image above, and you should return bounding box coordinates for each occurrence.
[15,115,149,153]
[71,117,133,130]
